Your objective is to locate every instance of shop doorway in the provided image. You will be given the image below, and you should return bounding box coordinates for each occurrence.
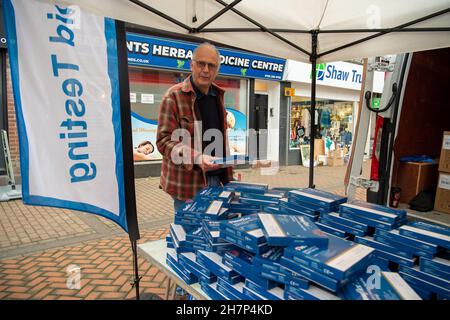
[254,94,268,160]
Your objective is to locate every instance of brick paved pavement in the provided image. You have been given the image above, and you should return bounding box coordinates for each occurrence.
[0,162,371,300]
[0,178,175,258]
[0,228,169,300]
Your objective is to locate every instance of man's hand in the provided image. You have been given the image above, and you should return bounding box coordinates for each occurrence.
[198,154,222,172]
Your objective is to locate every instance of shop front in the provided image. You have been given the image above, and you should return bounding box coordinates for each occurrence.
[126,32,285,177]
[282,60,364,167]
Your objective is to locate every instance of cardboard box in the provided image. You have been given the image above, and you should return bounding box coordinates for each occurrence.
[318,155,328,166]
[438,131,450,173]
[329,148,344,158]
[327,156,344,167]
[395,161,439,203]
[314,139,325,160]
[435,173,450,214]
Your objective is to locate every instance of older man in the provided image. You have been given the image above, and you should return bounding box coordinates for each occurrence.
[156,42,233,211]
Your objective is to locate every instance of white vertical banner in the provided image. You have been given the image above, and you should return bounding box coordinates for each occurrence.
[3,0,132,232]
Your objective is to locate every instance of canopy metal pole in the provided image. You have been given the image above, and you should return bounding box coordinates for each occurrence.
[309,30,318,188]
[129,0,192,31]
[201,27,450,33]
[195,0,242,32]
[214,0,310,57]
[318,27,450,33]
[116,20,142,300]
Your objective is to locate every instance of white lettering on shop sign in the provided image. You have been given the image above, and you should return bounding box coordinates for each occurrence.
[152,44,193,59]
[126,41,150,54]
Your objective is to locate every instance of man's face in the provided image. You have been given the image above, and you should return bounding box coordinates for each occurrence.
[190,46,220,93]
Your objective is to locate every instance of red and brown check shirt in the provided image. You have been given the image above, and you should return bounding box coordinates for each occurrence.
[156,77,234,200]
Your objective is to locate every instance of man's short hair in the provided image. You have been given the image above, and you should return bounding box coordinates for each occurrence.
[192,42,221,66]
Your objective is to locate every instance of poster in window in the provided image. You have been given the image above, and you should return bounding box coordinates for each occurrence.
[131,112,162,161]
[226,108,247,155]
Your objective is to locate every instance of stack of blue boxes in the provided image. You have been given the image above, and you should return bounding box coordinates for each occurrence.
[279,188,346,221]
[281,233,374,296]
[219,214,270,255]
[225,182,286,211]
[164,182,449,300]
[396,222,450,299]
[168,189,239,256]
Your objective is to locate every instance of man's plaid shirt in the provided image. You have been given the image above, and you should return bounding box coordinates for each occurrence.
[156,77,233,200]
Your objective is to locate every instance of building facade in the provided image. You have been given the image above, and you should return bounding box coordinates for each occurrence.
[1,24,374,182]
[125,31,285,177]
[281,60,365,166]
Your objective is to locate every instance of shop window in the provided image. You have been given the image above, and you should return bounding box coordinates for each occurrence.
[290,97,354,155]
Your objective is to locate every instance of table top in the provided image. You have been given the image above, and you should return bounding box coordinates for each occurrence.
[137,239,210,300]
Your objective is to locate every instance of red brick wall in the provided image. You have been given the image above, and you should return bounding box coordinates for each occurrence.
[6,53,20,175]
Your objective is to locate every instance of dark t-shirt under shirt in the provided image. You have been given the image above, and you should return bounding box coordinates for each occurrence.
[190,76,225,177]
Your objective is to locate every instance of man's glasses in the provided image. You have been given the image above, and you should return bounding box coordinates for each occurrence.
[193,60,218,71]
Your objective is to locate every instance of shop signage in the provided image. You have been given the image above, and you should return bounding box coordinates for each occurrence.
[3,0,138,236]
[283,60,363,91]
[126,33,286,81]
